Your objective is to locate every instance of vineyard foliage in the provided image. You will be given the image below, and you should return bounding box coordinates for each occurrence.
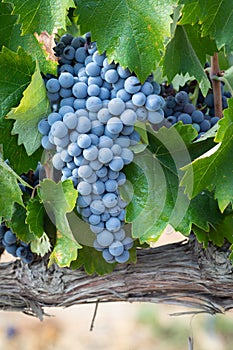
[0,0,233,274]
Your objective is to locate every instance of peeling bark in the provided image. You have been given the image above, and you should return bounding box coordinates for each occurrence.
[0,238,233,320]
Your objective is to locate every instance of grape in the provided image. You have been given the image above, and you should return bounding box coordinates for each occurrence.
[146,94,164,111]
[92,181,105,195]
[132,92,146,107]
[89,214,101,225]
[200,119,211,132]
[77,181,92,196]
[178,113,192,124]
[78,165,93,178]
[122,237,134,250]
[83,145,98,161]
[191,110,204,123]
[116,88,131,102]
[47,91,60,102]
[105,179,118,192]
[71,36,85,49]
[76,116,92,133]
[104,69,119,84]
[96,88,108,101]
[5,244,17,256]
[46,78,60,93]
[38,119,50,135]
[98,148,113,164]
[117,65,131,79]
[115,136,130,148]
[211,116,220,125]
[108,98,125,116]
[86,62,101,77]
[175,91,189,105]
[141,82,153,95]
[60,88,72,98]
[102,193,118,208]
[115,249,130,263]
[72,82,88,98]
[121,148,134,165]
[106,117,123,134]
[53,135,70,148]
[22,252,34,264]
[86,96,102,112]
[136,107,148,121]
[113,78,125,91]
[183,103,196,115]
[63,112,78,129]
[147,110,164,124]
[117,172,126,186]
[58,72,74,88]
[96,166,108,178]
[77,194,92,208]
[165,96,176,109]
[124,76,141,94]
[97,108,112,123]
[75,47,88,63]
[204,93,214,108]
[111,144,121,156]
[87,84,100,96]
[41,136,55,150]
[52,153,64,170]
[60,150,72,162]
[91,120,105,136]
[102,249,115,262]
[151,81,161,94]
[63,45,75,60]
[4,230,17,245]
[115,228,126,241]
[167,116,177,125]
[99,135,113,148]
[60,33,73,45]
[59,105,74,116]
[77,134,92,148]
[96,230,114,247]
[93,51,106,66]
[59,64,74,75]
[120,109,137,126]
[109,241,124,256]
[192,123,201,133]
[90,200,105,215]
[16,246,28,258]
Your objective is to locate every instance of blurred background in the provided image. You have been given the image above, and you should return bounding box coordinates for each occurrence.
[0,302,233,350]
[1,229,233,350]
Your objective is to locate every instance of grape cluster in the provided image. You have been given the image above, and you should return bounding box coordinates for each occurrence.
[0,165,42,264]
[38,33,165,263]
[163,91,220,137]
[0,223,34,264]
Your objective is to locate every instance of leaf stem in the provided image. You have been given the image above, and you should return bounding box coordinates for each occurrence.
[210,53,223,118]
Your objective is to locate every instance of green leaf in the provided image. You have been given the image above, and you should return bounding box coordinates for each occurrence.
[181,116,233,212]
[7,61,50,155]
[163,24,214,94]
[38,179,81,267]
[77,0,176,81]
[30,232,51,257]
[0,2,18,49]
[0,2,56,74]
[7,0,75,35]
[0,47,35,119]
[71,246,116,275]
[26,196,45,238]
[123,124,223,242]
[49,231,79,267]
[0,118,43,173]
[7,203,35,242]
[0,158,24,220]
[179,0,233,51]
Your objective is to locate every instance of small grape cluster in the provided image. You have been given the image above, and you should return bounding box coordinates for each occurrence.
[38,33,165,263]
[0,223,34,264]
[0,165,42,263]
[163,91,220,136]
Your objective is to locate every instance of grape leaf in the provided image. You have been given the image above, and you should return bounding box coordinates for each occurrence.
[49,231,79,267]
[7,203,35,242]
[0,47,35,119]
[179,0,233,51]
[0,118,43,173]
[38,179,81,267]
[181,108,233,212]
[7,61,50,155]
[163,24,214,94]
[0,2,56,74]
[123,124,222,242]
[77,0,176,81]
[0,2,18,49]
[6,0,75,35]
[71,246,116,275]
[0,158,24,220]
[26,196,45,238]
[30,232,51,257]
